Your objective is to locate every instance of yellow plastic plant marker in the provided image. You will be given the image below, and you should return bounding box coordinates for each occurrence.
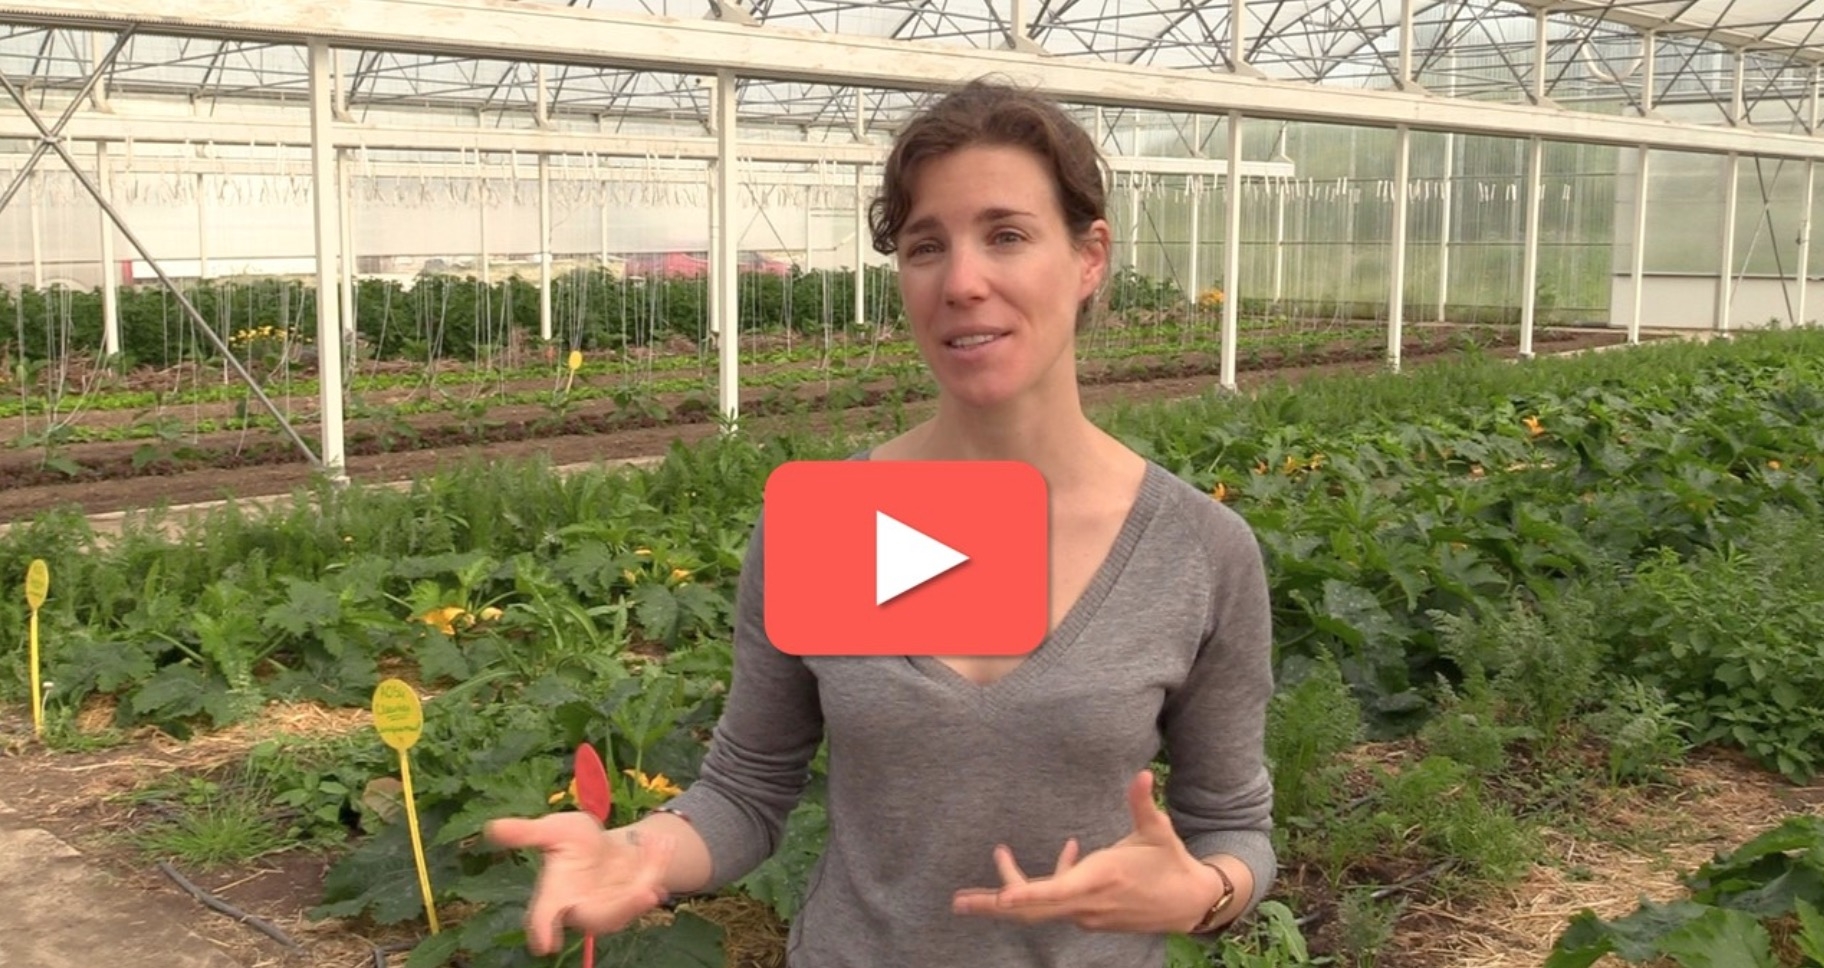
[564,349,583,394]
[372,677,439,934]
[24,559,48,737]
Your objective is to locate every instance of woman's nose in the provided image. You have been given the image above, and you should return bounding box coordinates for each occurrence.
[942,244,989,302]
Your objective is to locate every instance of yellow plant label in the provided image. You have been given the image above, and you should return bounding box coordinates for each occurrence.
[24,559,47,610]
[372,678,423,751]
[567,349,583,372]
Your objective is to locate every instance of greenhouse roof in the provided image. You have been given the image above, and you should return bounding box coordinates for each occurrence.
[0,0,1817,141]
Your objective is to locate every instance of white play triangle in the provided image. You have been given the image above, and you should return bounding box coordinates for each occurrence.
[875,510,970,606]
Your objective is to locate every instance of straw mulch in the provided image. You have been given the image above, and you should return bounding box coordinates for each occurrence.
[1389,748,1824,968]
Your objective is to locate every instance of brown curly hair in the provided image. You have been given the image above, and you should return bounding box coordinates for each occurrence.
[867,76,1113,330]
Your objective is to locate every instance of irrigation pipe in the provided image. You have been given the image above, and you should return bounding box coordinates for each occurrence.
[1293,858,1459,930]
[156,859,302,952]
[372,939,418,967]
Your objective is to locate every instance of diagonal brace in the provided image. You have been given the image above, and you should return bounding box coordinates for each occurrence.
[0,66,323,471]
[0,28,132,217]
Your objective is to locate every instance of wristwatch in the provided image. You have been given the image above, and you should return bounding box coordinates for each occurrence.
[1187,860,1237,935]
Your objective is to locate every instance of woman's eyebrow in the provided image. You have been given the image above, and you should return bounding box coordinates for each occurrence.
[902,207,1037,236]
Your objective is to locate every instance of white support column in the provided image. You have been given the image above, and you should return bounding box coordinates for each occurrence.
[1397,0,1416,90]
[1805,69,1819,328]
[1127,178,1140,270]
[338,150,355,341]
[196,171,208,280]
[1732,48,1746,125]
[1717,152,1738,333]
[854,88,867,331]
[535,64,550,127]
[1629,145,1650,344]
[1229,0,1263,77]
[88,32,113,113]
[1187,176,1200,303]
[855,164,867,329]
[1438,135,1455,321]
[714,70,740,431]
[1007,0,1044,53]
[539,152,552,343]
[307,38,347,482]
[1231,0,1243,69]
[1519,13,1547,359]
[1520,136,1543,359]
[1439,52,1458,321]
[1641,30,1657,118]
[1532,10,1549,105]
[1389,124,1411,372]
[28,172,41,289]
[97,142,118,357]
[1798,160,1813,328]
[477,149,490,287]
[1221,110,1242,390]
[1811,62,1820,135]
[1627,34,1655,344]
[1272,184,1285,307]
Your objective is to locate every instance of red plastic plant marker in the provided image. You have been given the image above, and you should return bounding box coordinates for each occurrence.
[572,743,613,968]
[574,743,612,823]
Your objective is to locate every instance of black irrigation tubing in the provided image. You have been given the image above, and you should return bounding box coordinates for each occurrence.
[156,859,302,952]
[372,939,418,967]
[1292,858,1460,931]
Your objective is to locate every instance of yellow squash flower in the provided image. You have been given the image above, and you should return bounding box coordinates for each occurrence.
[624,767,683,800]
[417,605,467,636]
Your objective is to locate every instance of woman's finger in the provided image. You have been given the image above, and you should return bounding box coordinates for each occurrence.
[993,844,1029,886]
[486,815,557,851]
[524,890,573,956]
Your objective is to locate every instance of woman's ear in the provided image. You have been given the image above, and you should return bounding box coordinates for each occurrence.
[1078,219,1113,298]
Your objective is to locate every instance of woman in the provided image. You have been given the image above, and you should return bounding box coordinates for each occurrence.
[487,76,1277,966]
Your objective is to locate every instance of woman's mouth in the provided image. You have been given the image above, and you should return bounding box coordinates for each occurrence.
[946,332,1005,350]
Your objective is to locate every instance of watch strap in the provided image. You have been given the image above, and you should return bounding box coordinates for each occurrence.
[1188,860,1237,935]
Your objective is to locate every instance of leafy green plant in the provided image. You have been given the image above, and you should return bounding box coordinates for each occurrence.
[1546,815,1824,967]
[1583,676,1690,786]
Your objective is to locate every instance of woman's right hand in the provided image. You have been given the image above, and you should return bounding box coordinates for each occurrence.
[485,812,679,956]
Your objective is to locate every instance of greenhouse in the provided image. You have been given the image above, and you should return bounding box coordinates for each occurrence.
[0,0,1819,485]
[1,3,1822,968]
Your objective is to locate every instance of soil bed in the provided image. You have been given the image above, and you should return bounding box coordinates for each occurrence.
[0,327,1631,521]
[2,703,1815,968]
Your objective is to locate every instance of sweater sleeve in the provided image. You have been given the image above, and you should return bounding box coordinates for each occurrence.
[1158,501,1278,914]
[660,513,826,891]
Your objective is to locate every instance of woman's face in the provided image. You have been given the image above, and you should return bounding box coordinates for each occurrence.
[892,143,1109,412]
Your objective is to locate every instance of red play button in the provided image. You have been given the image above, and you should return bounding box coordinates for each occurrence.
[761,460,1049,656]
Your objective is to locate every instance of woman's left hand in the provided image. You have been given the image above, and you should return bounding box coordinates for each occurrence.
[950,769,1223,933]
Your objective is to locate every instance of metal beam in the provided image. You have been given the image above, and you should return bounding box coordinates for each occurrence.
[4,0,1824,160]
[0,111,1297,178]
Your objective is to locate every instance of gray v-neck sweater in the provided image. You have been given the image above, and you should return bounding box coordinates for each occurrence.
[663,459,1278,967]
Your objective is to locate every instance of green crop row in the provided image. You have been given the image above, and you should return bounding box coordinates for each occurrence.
[2,328,1821,966]
[1,265,1211,371]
